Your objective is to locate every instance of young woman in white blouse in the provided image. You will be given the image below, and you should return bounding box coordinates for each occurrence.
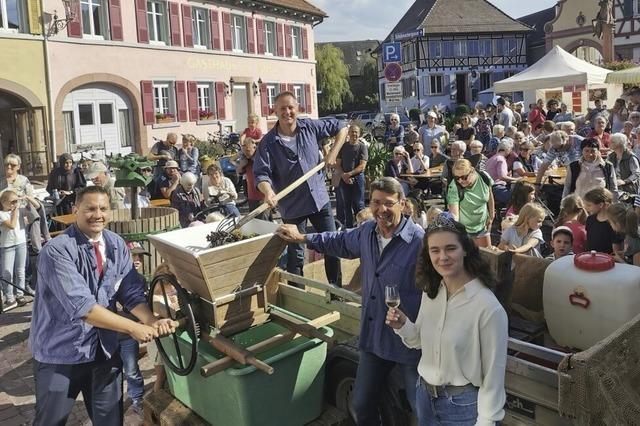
[386,214,508,426]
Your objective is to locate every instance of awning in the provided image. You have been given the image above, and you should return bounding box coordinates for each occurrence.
[604,66,640,84]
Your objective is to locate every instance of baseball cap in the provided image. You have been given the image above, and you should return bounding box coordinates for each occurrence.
[551,226,573,239]
[164,160,179,169]
[127,241,151,256]
[427,111,437,119]
[84,161,109,179]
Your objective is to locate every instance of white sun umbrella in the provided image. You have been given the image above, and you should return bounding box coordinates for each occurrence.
[604,66,640,84]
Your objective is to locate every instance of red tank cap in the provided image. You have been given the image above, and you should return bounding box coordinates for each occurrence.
[574,251,615,272]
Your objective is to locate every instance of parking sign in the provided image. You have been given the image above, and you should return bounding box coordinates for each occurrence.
[382,42,401,64]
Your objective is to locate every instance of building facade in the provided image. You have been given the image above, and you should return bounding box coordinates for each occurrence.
[0,0,49,177]
[542,0,640,64]
[377,0,531,113]
[2,0,325,175]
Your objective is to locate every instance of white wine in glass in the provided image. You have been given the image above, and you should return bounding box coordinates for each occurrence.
[385,285,400,309]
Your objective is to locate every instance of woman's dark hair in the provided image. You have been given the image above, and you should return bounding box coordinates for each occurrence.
[580,137,600,150]
[508,182,535,215]
[415,220,495,299]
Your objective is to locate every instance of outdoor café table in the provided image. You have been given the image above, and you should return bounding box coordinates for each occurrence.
[51,198,172,227]
[523,166,567,185]
[400,165,443,181]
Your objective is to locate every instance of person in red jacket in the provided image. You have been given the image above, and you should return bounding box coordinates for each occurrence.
[528,99,547,134]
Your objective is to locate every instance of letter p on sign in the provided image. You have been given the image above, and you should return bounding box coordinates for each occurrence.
[382,42,401,64]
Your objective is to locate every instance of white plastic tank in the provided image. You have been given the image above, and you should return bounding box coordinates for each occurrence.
[543,251,640,350]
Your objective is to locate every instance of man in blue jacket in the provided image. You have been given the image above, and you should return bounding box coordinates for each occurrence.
[253,91,347,286]
[277,177,424,425]
[29,186,175,426]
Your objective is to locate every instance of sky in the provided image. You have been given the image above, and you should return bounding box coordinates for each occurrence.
[313,0,558,43]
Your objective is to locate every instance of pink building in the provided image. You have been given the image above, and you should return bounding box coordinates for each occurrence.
[47,0,325,158]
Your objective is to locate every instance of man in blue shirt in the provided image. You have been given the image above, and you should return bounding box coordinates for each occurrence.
[276,177,423,425]
[253,91,347,285]
[29,186,175,426]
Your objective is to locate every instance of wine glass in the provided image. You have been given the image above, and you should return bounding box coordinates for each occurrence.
[385,285,400,309]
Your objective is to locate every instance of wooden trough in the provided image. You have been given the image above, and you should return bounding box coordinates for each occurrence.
[107,207,180,276]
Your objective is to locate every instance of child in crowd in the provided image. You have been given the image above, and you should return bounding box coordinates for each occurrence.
[606,203,640,266]
[583,187,624,254]
[554,194,588,254]
[0,189,28,309]
[240,113,263,143]
[503,182,536,231]
[546,226,574,260]
[355,207,373,226]
[425,206,443,225]
[403,198,427,229]
[118,242,150,415]
[498,202,545,257]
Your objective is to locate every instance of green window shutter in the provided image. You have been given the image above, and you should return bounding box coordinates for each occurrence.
[27,0,43,35]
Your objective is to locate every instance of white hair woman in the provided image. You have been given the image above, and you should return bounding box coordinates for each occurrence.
[608,132,640,194]
[171,171,204,228]
[385,113,405,149]
[384,145,414,195]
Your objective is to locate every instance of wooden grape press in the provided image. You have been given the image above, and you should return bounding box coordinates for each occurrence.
[147,218,340,426]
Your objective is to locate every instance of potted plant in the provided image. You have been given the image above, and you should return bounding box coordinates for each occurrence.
[155,112,175,123]
[364,140,391,199]
[199,109,215,121]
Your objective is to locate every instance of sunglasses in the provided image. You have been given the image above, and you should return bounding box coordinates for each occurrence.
[430,146,438,149]
[454,171,472,181]
[5,163,19,168]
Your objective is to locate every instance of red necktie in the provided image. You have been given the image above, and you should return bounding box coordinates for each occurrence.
[93,241,104,278]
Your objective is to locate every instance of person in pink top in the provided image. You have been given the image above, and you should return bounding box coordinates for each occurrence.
[484,140,523,204]
[554,194,588,254]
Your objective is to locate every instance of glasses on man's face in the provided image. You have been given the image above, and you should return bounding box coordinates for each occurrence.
[454,171,472,181]
[5,163,18,168]
[430,146,438,150]
[370,199,401,208]
[390,119,398,122]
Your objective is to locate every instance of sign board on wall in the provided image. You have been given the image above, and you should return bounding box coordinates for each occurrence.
[589,88,608,101]
[393,29,424,41]
[382,42,402,63]
[385,82,402,98]
[384,63,403,82]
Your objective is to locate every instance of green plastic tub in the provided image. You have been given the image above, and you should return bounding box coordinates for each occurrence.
[163,306,333,426]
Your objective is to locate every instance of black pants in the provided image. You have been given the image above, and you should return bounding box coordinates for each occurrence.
[33,353,123,426]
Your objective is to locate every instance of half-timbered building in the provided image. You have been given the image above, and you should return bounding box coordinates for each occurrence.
[377,0,531,112]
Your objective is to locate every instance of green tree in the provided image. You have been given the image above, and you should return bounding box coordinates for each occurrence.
[316,44,352,114]
[359,59,379,108]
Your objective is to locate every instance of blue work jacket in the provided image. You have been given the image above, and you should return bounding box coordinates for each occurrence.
[253,117,345,219]
[306,217,424,365]
[29,225,146,364]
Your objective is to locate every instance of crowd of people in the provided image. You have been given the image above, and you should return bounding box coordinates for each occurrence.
[2,87,640,425]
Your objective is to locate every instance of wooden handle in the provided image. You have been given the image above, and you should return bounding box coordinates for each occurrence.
[200,311,339,377]
[203,333,274,375]
[234,162,325,229]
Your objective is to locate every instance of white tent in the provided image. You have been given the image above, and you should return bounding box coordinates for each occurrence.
[494,45,611,92]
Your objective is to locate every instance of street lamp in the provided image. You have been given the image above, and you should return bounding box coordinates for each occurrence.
[47,0,77,37]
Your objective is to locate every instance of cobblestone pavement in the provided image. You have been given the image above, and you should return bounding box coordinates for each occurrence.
[0,304,159,426]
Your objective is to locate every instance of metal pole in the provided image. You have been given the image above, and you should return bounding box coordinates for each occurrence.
[131,186,139,220]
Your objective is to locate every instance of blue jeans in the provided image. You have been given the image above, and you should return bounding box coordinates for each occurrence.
[283,202,341,286]
[352,350,418,426]
[416,380,479,426]
[222,203,241,217]
[119,337,144,402]
[338,174,366,228]
[2,243,26,302]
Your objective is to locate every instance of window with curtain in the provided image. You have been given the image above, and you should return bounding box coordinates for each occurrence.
[63,111,76,150]
[118,109,132,147]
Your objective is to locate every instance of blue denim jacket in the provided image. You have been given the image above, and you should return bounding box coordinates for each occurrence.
[29,225,146,364]
[306,217,424,365]
[253,118,345,219]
